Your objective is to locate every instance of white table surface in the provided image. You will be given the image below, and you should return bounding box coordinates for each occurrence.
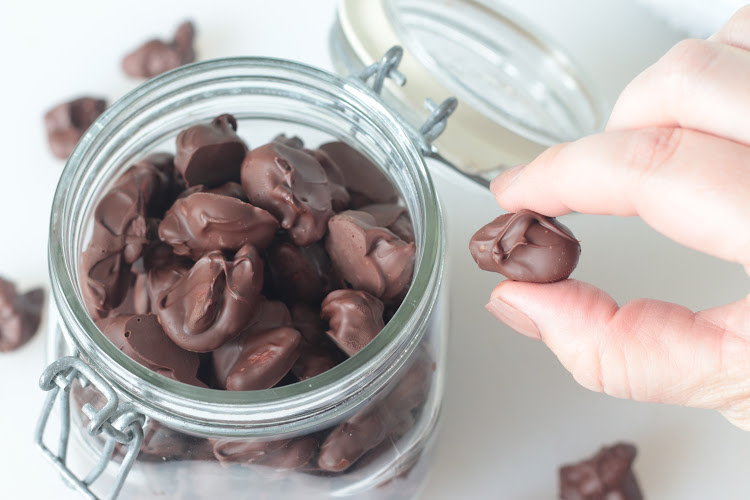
[1,1,748,499]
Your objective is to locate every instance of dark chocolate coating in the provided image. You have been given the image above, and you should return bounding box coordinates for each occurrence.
[272,134,304,149]
[174,114,248,188]
[384,347,433,412]
[44,97,106,160]
[122,21,196,78]
[102,314,204,386]
[318,141,398,208]
[206,181,249,201]
[326,211,415,301]
[211,300,301,390]
[318,406,411,472]
[154,245,264,352]
[81,157,174,313]
[359,203,415,244]
[469,209,580,283]
[290,303,325,345]
[159,192,279,259]
[304,148,351,211]
[0,278,44,352]
[213,436,317,470]
[266,238,342,304]
[321,289,385,357]
[292,341,341,381]
[241,142,341,246]
[559,443,643,500]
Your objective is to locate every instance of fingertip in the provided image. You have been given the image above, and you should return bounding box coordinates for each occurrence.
[489,163,526,200]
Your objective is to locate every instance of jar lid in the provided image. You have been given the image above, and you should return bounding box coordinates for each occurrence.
[331,0,606,184]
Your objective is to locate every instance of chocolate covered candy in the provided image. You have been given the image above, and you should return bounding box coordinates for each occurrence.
[159,192,279,259]
[0,277,44,352]
[469,209,580,283]
[326,211,415,301]
[212,300,302,390]
[103,314,204,386]
[318,141,398,208]
[241,141,343,246]
[154,245,264,352]
[321,289,385,357]
[213,436,317,470]
[359,203,414,244]
[81,156,176,313]
[266,238,341,304]
[122,21,196,78]
[559,443,643,500]
[45,97,107,160]
[175,114,248,188]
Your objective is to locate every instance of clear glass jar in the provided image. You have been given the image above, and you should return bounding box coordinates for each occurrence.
[40,57,446,500]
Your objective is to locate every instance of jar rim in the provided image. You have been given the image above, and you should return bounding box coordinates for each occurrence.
[49,56,445,436]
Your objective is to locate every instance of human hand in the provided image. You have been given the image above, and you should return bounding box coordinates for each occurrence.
[485,7,750,430]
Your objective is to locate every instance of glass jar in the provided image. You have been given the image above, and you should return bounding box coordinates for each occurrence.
[38,56,447,500]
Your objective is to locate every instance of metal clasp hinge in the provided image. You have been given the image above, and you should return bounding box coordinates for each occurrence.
[35,356,145,500]
[355,46,458,155]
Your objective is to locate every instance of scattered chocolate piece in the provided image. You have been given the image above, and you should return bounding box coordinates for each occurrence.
[241,141,343,246]
[321,289,385,357]
[154,245,264,352]
[359,203,415,244]
[559,443,643,500]
[318,141,398,208]
[159,192,279,259]
[45,97,107,160]
[266,238,341,304]
[122,21,196,79]
[326,211,415,301]
[469,209,580,283]
[102,314,204,386]
[174,114,248,188]
[0,278,44,352]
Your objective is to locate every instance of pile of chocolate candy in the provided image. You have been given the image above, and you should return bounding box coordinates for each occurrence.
[77,113,432,474]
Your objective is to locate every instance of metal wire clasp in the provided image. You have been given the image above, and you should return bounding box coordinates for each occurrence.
[355,45,458,155]
[36,356,145,500]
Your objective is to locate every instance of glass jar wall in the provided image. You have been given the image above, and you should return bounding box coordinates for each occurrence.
[43,58,446,499]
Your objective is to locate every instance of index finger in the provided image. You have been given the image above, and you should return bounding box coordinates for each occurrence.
[490,127,750,267]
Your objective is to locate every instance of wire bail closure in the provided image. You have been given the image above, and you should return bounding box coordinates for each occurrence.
[36,354,145,500]
[355,45,458,155]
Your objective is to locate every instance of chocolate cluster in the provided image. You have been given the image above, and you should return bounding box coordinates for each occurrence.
[559,442,643,500]
[78,114,432,476]
[0,276,44,352]
[470,209,581,283]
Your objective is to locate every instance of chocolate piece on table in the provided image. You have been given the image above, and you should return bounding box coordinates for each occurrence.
[122,21,196,79]
[0,277,44,352]
[469,209,580,283]
[154,245,264,352]
[81,157,176,313]
[266,239,341,304]
[213,436,317,470]
[241,141,342,246]
[359,203,414,244]
[45,97,107,160]
[559,443,643,500]
[102,314,204,386]
[212,300,301,390]
[321,289,385,357]
[318,141,399,208]
[326,211,415,301]
[174,114,248,188]
[159,192,279,260]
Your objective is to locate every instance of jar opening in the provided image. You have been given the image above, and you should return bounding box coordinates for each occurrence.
[49,57,444,436]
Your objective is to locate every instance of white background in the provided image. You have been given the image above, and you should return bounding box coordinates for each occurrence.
[1,1,748,499]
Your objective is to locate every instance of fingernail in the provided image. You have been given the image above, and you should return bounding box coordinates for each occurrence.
[485,298,541,340]
[489,163,526,196]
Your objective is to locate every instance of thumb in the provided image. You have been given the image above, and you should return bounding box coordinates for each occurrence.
[487,279,750,429]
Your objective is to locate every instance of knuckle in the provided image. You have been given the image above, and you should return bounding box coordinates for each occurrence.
[621,127,683,175]
[660,38,720,83]
[721,5,750,37]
